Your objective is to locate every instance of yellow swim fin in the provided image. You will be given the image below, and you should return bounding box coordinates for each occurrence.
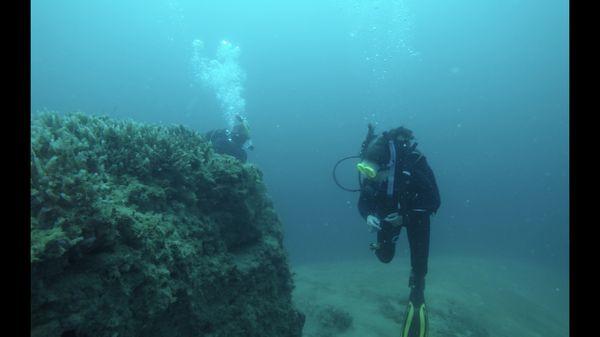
[401,301,428,337]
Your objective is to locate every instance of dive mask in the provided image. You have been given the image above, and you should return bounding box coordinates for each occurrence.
[356,161,380,179]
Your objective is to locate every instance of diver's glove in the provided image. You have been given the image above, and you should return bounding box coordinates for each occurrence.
[384,212,403,227]
[366,215,382,232]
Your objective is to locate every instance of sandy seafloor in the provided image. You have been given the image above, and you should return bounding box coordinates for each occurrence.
[291,256,568,337]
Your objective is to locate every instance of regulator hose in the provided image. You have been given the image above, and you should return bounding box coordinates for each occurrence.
[332,155,362,192]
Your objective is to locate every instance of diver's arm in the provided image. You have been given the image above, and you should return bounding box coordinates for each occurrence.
[358,191,377,220]
[426,161,441,213]
[414,156,441,213]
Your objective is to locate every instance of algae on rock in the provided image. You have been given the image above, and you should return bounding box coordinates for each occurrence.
[30,112,304,337]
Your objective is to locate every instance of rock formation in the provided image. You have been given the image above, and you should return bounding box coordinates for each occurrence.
[30,112,304,337]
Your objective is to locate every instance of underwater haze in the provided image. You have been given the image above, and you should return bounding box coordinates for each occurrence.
[31,0,569,336]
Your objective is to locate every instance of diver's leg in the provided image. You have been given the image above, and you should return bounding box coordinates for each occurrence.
[406,210,430,303]
[401,211,431,337]
[374,222,402,263]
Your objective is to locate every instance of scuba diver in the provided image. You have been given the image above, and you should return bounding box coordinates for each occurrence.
[204,115,254,163]
[333,124,440,337]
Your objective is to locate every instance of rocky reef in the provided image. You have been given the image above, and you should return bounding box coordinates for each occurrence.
[30,112,304,337]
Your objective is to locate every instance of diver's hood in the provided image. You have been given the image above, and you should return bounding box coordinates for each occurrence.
[358,125,418,196]
[363,135,411,166]
[357,138,398,196]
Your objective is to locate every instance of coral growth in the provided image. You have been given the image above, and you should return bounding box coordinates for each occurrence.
[30,112,304,337]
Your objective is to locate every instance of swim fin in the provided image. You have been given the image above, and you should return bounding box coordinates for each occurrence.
[401,301,428,337]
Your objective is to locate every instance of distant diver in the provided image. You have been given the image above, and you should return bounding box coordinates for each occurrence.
[333,124,441,337]
[205,115,254,163]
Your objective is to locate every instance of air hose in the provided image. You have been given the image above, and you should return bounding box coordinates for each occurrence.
[332,155,363,192]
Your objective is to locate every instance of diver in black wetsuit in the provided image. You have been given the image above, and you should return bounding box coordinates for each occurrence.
[356,124,440,337]
[204,115,254,163]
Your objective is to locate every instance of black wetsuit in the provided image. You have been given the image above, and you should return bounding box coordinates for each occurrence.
[358,145,440,304]
[204,129,247,163]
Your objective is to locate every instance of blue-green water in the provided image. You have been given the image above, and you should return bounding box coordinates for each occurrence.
[31,0,569,333]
